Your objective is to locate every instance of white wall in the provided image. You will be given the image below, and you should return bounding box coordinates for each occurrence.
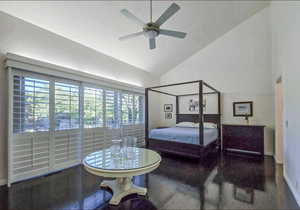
[0,11,157,87]
[159,7,274,155]
[0,55,7,185]
[158,94,177,127]
[148,92,177,129]
[271,2,300,205]
[0,11,158,184]
[148,91,163,129]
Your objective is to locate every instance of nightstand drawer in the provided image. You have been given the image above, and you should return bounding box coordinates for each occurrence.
[222,124,264,156]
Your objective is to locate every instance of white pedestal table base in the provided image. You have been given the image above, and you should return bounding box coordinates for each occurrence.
[100,177,147,205]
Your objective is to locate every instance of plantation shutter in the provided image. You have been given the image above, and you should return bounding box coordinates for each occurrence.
[104,90,121,146]
[121,93,134,124]
[121,93,145,146]
[134,95,144,124]
[83,87,104,128]
[7,61,145,185]
[105,90,119,128]
[53,81,81,170]
[11,73,51,182]
[82,86,106,157]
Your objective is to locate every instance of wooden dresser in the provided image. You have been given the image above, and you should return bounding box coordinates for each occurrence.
[222,124,265,156]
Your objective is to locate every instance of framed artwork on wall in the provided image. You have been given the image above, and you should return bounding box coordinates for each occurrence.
[188,99,199,112]
[178,95,208,114]
[165,112,172,119]
[233,101,253,117]
[164,104,173,112]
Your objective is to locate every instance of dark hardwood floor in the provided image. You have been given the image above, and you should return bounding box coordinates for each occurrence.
[0,152,299,210]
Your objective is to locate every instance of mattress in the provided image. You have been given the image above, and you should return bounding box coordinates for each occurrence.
[149,127,218,146]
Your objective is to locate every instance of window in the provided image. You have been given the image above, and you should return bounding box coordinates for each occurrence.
[121,93,133,124]
[105,90,118,128]
[9,68,145,185]
[121,93,144,125]
[134,95,144,124]
[13,76,50,133]
[55,82,80,130]
[12,76,144,132]
[84,87,104,128]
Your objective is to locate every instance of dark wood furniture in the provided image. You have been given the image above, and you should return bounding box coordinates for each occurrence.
[145,80,221,159]
[155,126,169,129]
[222,124,265,156]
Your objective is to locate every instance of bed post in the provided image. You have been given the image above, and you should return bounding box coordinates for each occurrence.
[218,92,221,115]
[217,92,221,151]
[145,88,149,148]
[199,81,204,146]
[176,96,179,123]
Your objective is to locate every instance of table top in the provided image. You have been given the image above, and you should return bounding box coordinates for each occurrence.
[83,147,161,171]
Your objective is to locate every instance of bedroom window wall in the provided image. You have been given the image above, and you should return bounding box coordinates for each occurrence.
[9,68,145,185]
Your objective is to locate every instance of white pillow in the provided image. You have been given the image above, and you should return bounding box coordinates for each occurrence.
[193,123,199,128]
[194,122,217,128]
[204,122,217,129]
[176,122,195,128]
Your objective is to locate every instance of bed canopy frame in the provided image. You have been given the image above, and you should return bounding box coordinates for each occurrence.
[145,80,221,159]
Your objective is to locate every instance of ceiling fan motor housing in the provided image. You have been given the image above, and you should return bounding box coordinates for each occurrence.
[143,23,160,38]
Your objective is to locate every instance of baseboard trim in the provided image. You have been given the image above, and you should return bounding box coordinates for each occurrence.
[274,155,283,164]
[284,170,300,207]
[0,178,7,186]
[265,151,274,156]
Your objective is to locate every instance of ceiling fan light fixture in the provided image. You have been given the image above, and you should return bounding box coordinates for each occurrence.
[144,30,158,39]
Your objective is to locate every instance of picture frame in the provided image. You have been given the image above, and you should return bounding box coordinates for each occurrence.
[233,101,253,117]
[188,99,199,112]
[164,104,173,112]
[165,113,172,119]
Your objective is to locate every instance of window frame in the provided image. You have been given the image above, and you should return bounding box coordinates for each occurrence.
[11,71,145,134]
[12,71,51,134]
[54,80,80,131]
[83,86,105,128]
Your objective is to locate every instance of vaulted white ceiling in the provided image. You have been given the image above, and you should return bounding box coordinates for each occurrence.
[0,1,268,75]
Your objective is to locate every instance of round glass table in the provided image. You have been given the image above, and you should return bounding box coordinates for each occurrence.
[83,147,161,205]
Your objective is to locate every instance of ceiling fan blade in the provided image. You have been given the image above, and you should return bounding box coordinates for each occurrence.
[120,9,146,27]
[119,31,145,41]
[155,3,180,26]
[159,29,187,39]
[149,38,156,49]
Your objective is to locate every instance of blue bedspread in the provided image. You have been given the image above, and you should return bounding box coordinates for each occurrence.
[149,127,218,145]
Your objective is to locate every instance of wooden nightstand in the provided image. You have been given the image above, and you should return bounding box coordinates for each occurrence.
[222,124,265,156]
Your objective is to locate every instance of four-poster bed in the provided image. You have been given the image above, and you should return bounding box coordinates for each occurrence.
[145,80,221,159]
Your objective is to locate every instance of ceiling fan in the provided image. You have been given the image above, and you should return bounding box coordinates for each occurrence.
[119,0,187,50]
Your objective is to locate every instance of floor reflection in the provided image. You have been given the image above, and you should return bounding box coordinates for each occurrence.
[100,195,157,210]
[0,152,299,210]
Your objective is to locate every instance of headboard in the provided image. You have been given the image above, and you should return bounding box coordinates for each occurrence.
[176,114,199,123]
[176,114,221,127]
